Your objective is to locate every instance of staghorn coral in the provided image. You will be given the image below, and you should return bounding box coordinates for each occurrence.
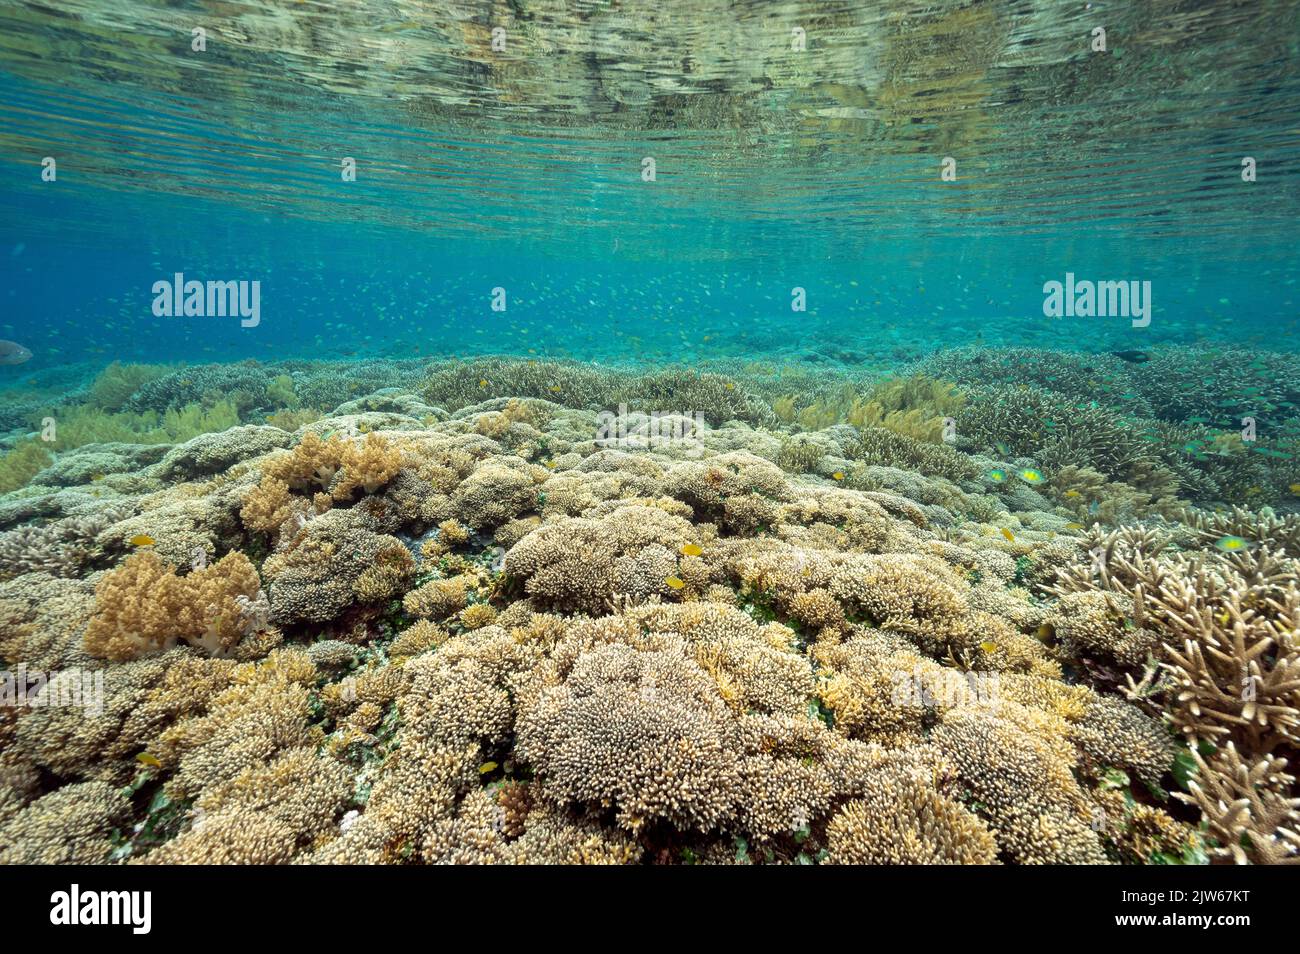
[1061,543,1300,755]
[450,455,546,529]
[1046,590,1159,668]
[403,574,474,620]
[1175,744,1300,865]
[1185,506,1300,559]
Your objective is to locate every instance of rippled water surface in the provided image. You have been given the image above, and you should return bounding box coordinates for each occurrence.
[0,0,1298,364]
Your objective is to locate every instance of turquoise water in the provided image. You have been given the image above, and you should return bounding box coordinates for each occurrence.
[4,2,1300,872]
[2,0,1298,372]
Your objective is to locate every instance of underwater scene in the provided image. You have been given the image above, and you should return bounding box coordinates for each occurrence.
[0,0,1298,871]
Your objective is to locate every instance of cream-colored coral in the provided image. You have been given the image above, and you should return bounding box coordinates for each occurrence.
[83,550,263,661]
[389,619,448,658]
[459,603,497,630]
[504,504,697,613]
[935,709,1108,864]
[0,781,130,864]
[517,641,743,833]
[826,764,998,864]
[1175,743,1300,865]
[403,574,473,620]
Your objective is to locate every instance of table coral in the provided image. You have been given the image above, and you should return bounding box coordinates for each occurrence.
[826,761,998,865]
[516,640,745,834]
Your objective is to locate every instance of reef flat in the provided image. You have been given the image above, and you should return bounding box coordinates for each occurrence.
[0,350,1296,864]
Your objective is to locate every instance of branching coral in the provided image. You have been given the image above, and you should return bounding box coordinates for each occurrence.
[0,503,133,581]
[826,761,998,864]
[1175,744,1300,865]
[1058,542,1300,754]
[935,709,1108,864]
[517,640,743,833]
[1050,525,1300,861]
[1185,506,1300,559]
[1068,695,1177,789]
[504,504,697,613]
[262,510,409,625]
[0,781,131,864]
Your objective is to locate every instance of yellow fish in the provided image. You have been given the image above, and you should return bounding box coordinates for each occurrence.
[136,753,162,769]
[478,761,498,774]
[1290,483,1300,495]
[832,472,844,481]
[665,576,686,590]
[979,641,997,653]
[1063,489,1081,498]
[1000,528,1015,542]
[725,382,735,390]
[128,535,156,547]
[1064,522,1085,530]
[549,385,562,393]
[680,543,703,557]
[478,378,488,388]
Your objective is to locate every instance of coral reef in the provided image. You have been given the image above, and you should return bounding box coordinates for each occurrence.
[1,352,1295,865]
